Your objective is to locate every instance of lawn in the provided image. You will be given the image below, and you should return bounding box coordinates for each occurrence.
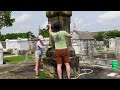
[3,54,55,79]
[38,71,53,79]
[4,55,35,64]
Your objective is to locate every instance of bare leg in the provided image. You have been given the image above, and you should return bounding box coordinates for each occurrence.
[65,63,71,79]
[35,58,41,78]
[57,64,62,79]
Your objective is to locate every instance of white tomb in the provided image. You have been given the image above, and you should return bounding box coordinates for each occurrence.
[0,42,3,64]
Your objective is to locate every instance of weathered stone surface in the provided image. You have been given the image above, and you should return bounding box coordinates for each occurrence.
[43,64,56,78]
[0,49,3,64]
[44,11,80,79]
[78,65,120,79]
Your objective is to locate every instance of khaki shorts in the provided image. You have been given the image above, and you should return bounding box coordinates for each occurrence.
[35,50,42,59]
[55,48,70,64]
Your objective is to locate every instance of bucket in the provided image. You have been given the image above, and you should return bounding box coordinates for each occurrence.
[112,60,119,70]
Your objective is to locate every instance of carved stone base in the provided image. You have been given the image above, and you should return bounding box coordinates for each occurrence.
[43,64,56,78]
[43,55,80,79]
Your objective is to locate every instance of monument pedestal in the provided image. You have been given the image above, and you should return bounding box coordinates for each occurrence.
[43,46,80,79]
[43,11,80,79]
[0,49,3,64]
[0,42,3,64]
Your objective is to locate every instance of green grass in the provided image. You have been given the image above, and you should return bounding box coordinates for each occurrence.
[4,55,34,64]
[38,71,52,79]
[4,53,11,56]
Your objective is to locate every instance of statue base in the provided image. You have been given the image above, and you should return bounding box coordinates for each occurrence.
[43,46,80,79]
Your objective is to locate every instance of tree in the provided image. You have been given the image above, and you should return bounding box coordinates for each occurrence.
[39,28,49,38]
[0,32,35,41]
[93,30,120,41]
[93,32,105,41]
[0,35,5,41]
[104,30,120,39]
[0,11,15,29]
[26,31,35,38]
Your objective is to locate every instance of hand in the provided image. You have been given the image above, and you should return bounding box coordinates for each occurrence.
[48,22,52,33]
[48,46,53,48]
[48,22,51,28]
[47,24,51,29]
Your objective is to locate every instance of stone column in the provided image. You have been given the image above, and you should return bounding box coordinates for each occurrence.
[115,37,120,65]
[45,11,79,79]
[46,11,72,47]
[0,49,3,64]
[0,42,3,64]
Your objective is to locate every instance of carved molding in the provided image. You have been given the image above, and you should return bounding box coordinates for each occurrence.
[46,11,72,18]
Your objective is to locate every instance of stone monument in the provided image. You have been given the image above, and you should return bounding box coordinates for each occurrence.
[115,37,120,64]
[0,42,3,64]
[43,11,79,79]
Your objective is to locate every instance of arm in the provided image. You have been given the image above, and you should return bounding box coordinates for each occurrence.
[67,34,72,38]
[48,22,52,33]
[38,45,45,48]
[37,42,45,49]
[64,31,72,38]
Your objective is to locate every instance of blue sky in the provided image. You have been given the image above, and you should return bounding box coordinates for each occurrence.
[1,11,120,36]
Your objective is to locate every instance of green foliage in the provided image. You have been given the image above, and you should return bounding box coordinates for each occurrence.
[38,71,52,79]
[104,30,120,39]
[94,30,120,41]
[5,55,25,64]
[0,35,5,41]
[0,31,35,41]
[94,32,104,41]
[0,11,15,29]
[26,31,35,38]
[4,55,34,64]
[39,28,49,37]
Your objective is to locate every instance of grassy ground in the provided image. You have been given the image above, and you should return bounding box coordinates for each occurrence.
[3,54,55,79]
[38,71,53,79]
[4,55,34,64]
[4,53,11,56]
[4,54,46,64]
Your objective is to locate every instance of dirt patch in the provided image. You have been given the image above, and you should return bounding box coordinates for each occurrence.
[0,72,30,79]
[0,61,36,79]
[9,64,35,79]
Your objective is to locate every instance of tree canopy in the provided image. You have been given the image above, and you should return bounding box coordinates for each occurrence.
[0,31,35,41]
[39,28,49,38]
[0,11,15,29]
[94,30,120,41]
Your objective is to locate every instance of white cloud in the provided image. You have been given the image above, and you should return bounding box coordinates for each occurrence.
[72,18,83,30]
[97,11,120,23]
[73,18,79,22]
[82,23,91,27]
[40,21,48,29]
[73,17,83,24]
[1,24,40,36]
[71,17,90,31]
[15,14,32,23]
[1,11,47,37]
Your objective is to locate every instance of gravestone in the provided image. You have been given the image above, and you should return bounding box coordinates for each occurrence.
[115,37,120,65]
[43,11,80,79]
[0,42,3,64]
